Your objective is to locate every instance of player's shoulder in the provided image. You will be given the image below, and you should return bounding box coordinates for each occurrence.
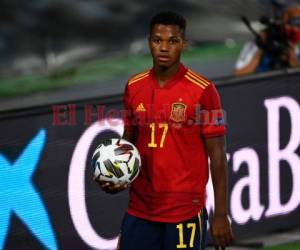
[127,69,151,87]
[183,68,213,90]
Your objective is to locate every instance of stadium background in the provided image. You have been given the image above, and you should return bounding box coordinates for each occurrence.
[0,0,300,250]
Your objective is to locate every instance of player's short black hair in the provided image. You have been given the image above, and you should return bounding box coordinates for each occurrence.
[150,11,186,38]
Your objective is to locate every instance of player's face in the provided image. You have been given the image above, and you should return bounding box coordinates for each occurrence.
[149,24,186,68]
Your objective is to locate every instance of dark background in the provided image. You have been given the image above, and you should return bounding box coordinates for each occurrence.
[0,0,288,76]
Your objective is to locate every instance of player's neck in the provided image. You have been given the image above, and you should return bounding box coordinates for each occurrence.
[153,62,180,87]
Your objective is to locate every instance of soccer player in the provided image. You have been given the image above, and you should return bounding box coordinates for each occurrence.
[99,11,233,250]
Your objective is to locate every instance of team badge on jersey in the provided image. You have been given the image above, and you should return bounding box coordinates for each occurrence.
[170,103,186,123]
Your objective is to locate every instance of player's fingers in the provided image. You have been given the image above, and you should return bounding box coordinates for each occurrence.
[106,186,120,193]
[214,246,225,250]
[218,237,227,248]
[98,181,130,194]
[115,184,129,192]
[223,226,233,245]
[214,245,226,250]
[221,233,232,247]
[99,180,111,185]
[97,180,110,186]
[212,231,228,248]
[225,231,233,245]
[101,183,112,189]
[105,183,128,193]
[220,234,232,248]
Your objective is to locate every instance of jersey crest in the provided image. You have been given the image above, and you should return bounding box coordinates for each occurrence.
[170,103,186,123]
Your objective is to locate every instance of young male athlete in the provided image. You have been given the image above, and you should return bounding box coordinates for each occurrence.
[100,11,233,250]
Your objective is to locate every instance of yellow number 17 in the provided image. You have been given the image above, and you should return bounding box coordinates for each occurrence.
[176,223,196,248]
[148,123,168,148]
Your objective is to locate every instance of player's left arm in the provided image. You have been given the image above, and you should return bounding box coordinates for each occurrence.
[205,135,233,248]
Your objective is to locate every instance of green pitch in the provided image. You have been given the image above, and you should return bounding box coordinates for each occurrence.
[262,241,300,250]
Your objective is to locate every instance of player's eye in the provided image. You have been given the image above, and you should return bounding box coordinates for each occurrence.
[169,38,179,44]
[152,38,161,44]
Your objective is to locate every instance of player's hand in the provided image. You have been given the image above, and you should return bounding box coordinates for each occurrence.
[210,214,233,249]
[94,178,129,194]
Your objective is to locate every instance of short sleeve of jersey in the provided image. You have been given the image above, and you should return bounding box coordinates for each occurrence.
[200,83,226,138]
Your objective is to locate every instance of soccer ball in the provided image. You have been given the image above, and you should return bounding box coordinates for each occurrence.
[91,138,141,185]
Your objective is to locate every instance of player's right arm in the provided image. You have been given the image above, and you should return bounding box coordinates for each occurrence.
[94,83,135,194]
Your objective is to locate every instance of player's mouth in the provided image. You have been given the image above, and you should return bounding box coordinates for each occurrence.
[158,55,170,62]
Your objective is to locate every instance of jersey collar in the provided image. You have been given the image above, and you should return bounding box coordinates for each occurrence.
[149,63,187,89]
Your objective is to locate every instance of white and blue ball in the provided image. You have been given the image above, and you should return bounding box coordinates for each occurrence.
[91,138,141,185]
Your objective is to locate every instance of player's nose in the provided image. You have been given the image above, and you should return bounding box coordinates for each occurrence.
[160,41,169,51]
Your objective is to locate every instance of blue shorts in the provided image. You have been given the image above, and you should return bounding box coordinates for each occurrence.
[119,208,208,250]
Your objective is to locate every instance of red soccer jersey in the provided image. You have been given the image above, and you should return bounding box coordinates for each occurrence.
[123,64,226,222]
